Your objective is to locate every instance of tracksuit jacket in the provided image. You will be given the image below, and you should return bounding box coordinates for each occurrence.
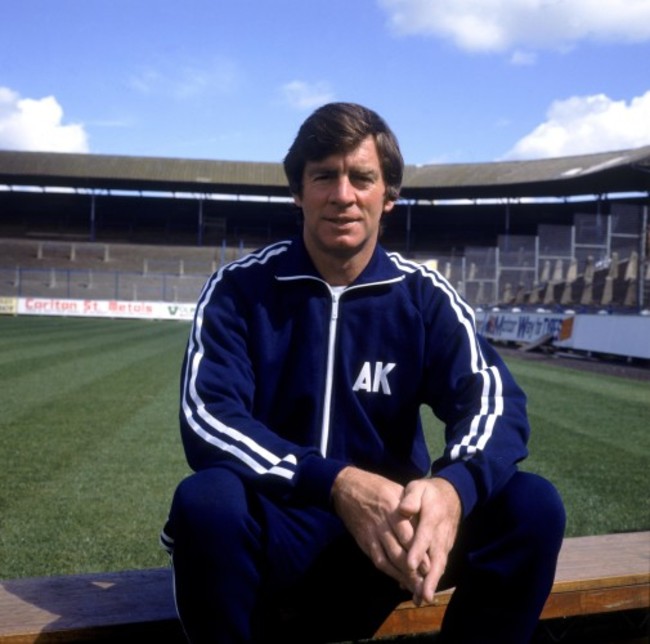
[179,236,530,518]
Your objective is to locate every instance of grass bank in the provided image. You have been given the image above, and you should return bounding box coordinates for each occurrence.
[1,316,648,579]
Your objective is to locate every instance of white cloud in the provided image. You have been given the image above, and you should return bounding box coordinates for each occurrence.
[502,90,650,159]
[379,0,650,54]
[129,57,241,100]
[280,81,334,110]
[509,50,537,66]
[0,87,89,152]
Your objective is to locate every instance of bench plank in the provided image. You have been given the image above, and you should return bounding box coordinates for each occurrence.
[374,531,650,637]
[0,568,181,643]
[1,532,648,643]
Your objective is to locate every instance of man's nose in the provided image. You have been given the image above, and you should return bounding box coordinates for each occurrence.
[330,176,355,205]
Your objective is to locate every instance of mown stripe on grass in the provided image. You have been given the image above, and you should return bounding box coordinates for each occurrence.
[505,356,650,537]
[2,318,648,578]
[0,317,191,577]
[508,358,648,454]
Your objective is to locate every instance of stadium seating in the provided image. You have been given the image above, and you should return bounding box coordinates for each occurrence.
[2,204,648,313]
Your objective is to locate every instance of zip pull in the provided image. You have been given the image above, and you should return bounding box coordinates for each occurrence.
[329,285,345,321]
[331,291,340,321]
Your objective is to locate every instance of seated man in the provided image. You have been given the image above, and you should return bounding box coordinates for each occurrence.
[161,102,565,643]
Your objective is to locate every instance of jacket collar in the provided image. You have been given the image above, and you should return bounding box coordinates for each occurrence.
[274,235,404,286]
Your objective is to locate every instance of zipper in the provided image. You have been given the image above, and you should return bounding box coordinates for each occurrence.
[275,273,404,457]
[319,288,341,455]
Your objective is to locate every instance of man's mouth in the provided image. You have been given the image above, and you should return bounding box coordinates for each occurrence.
[326,217,358,225]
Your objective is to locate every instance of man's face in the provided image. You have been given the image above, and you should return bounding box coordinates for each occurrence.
[294,136,395,266]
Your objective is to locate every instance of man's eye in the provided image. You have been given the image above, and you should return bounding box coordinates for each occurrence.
[352,175,374,186]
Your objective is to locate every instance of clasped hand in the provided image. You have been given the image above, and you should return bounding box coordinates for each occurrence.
[331,467,461,606]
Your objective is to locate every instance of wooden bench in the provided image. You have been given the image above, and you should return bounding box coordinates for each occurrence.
[0,532,648,643]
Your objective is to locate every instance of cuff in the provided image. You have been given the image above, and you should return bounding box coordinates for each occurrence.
[293,453,349,508]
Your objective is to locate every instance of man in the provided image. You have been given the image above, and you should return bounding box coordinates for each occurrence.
[161,102,565,643]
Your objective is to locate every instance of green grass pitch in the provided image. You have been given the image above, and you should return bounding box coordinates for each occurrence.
[1,316,648,579]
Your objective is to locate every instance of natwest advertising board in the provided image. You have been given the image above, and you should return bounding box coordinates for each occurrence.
[475,309,570,343]
[475,308,650,359]
[11,297,196,321]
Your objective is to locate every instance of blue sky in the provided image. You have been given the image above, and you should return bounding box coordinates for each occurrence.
[2,0,650,165]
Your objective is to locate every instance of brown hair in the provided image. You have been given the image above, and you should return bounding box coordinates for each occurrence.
[283,102,403,202]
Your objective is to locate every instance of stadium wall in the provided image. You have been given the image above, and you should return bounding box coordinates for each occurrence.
[3,295,647,361]
[0,296,195,321]
[476,309,650,360]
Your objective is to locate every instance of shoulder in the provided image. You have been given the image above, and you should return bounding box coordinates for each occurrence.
[385,250,477,324]
[197,241,293,309]
[228,240,293,272]
[217,240,293,282]
[385,250,453,295]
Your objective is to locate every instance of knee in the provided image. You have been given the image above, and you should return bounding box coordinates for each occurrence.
[169,467,254,545]
[502,471,566,553]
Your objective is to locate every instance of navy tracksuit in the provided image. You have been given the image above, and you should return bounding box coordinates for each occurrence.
[162,237,565,642]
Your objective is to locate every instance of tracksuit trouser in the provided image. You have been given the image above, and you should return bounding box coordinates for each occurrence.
[164,467,565,643]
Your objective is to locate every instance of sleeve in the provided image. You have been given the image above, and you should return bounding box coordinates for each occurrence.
[424,290,530,518]
[178,270,347,508]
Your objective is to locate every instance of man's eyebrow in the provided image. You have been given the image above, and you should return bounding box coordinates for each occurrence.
[306,163,378,177]
[351,168,379,177]
[306,163,337,175]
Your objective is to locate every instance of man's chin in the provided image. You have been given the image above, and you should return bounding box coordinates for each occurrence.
[323,236,365,256]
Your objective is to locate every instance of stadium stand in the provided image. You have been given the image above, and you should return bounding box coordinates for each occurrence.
[0,238,240,303]
[1,146,649,642]
[1,144,649,313]
[2,219,647,311]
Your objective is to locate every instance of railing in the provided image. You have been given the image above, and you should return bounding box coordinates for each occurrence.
[0,267,210,303]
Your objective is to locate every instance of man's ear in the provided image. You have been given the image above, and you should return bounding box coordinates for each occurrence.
[383,199,396,214]
[292,193,302,208]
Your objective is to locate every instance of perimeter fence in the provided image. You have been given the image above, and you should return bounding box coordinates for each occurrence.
[419,205,648,311]
[0,238,251,304]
